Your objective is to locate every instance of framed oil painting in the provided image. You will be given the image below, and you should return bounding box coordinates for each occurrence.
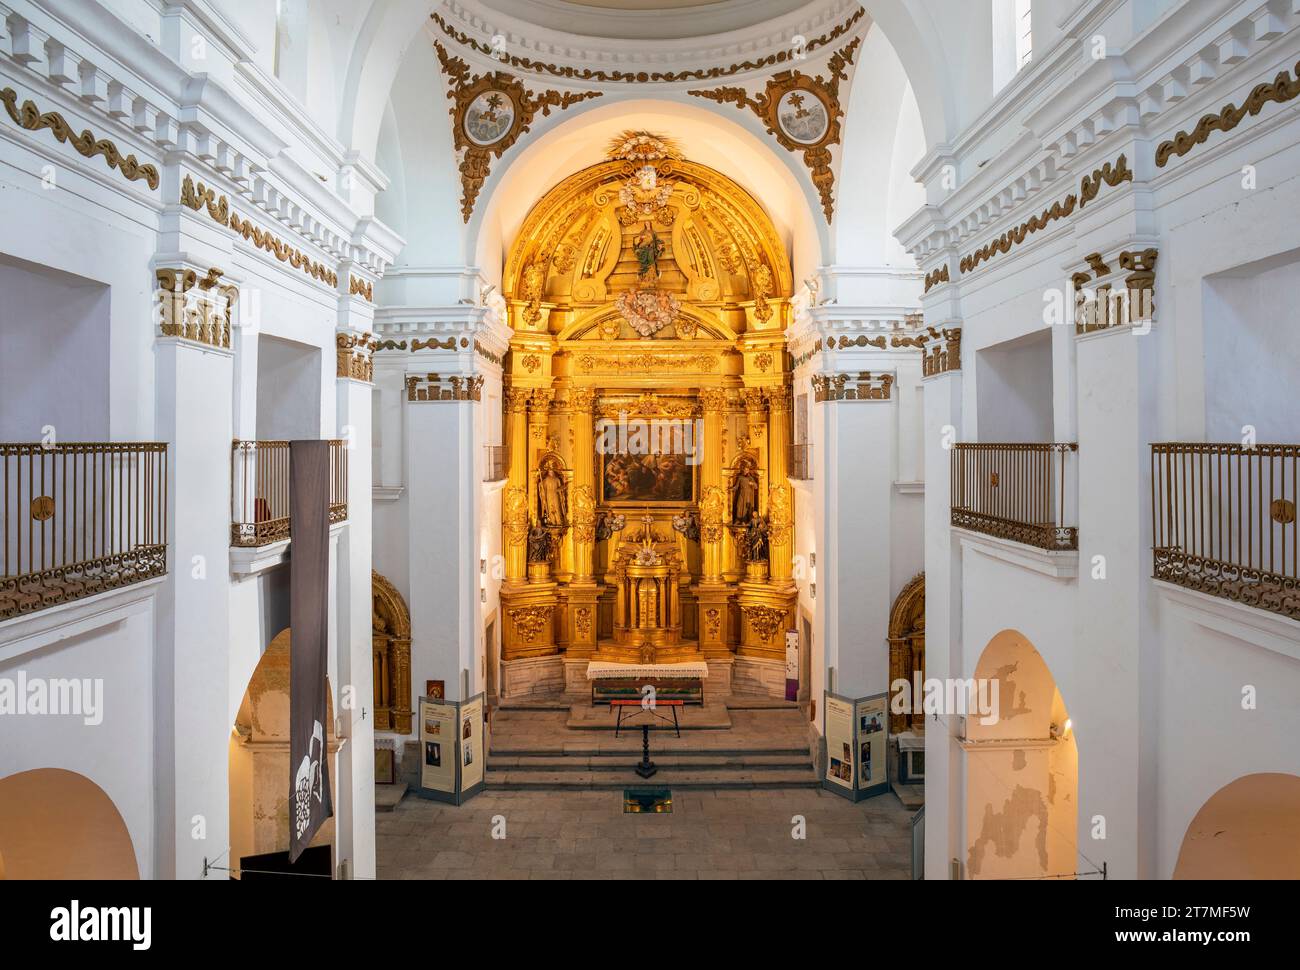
[600,447,696,505]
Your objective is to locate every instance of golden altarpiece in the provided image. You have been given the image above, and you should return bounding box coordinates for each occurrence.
[497,132,798,690]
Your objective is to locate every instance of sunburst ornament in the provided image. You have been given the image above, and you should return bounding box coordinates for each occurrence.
[606,130,685,162]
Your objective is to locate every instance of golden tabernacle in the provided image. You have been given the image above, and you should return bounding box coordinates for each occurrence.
[498,131,799,692]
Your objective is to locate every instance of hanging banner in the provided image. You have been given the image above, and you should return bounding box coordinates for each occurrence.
[288,440,334,861]
[784,630,799,702]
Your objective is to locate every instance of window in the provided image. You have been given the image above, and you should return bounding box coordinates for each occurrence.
[1015,0,1033,70]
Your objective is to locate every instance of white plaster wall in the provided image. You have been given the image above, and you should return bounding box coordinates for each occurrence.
[0,588,160,880]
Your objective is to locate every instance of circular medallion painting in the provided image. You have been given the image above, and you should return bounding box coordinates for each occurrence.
[777,89,829,145]
[464,90,516,147]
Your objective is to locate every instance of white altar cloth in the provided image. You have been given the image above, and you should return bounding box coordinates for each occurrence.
[586,661,709,681]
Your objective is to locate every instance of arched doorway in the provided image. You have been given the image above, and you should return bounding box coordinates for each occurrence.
[0,768,138,879]
[1174,773,1300,879]
[228,628,338,874]
[888,573,924,734]
[372,570,412,733]
[963,630,1078,880]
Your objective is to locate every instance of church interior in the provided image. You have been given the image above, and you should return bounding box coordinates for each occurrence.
[1,0,1299,889]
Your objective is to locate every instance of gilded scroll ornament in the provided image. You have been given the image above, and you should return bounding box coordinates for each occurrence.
[349,276,374,302]
[1078,154,1133,209]
[700,485,727,543]
[1156,62,1300,167]
[510,605,554,643]
[571,484,597,544]
[1,87,159,190]
[768,483,792,546]
[689,38,860,222]
[742,604,788,643]
[434,42,601,222]
[156,267,236,348]
[705,608,721,640]
[575,607,592,636]
[405,373,484,401]
[924,265,950,293]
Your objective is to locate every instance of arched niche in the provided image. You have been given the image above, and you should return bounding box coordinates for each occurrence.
[963,630,1078,880]
[229,629,339,870]
[1174,773,1300,879]
[373,570,413,734]
[0,768,139,879]
[887,573,925,734]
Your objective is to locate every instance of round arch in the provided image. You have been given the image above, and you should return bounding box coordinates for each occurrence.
[1174,773,1300,879]
[0,768,139,879]
[470,96,829,290]
[964,629,1079,881]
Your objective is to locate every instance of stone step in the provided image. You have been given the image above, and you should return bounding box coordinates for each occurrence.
[485,767,820,790]
[488,753,813,771]
[490,744,810,758]
[375,782,408,813]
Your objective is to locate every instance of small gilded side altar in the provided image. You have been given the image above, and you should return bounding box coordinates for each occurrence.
[496,131,800,697]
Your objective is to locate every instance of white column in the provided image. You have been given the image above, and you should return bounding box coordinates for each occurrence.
[923,368,963,880]
[153,336,234,879]
[1074,327,1155,878]
[334,373,375,878]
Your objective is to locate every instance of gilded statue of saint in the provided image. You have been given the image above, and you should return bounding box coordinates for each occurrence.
[538,463,568,529]
[730,462,759,526]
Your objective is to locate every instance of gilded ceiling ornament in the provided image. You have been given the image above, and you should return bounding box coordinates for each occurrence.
[434,42,602,222]
[429,9,865,86]
[1156,61,1300,168]
[616,287,681,338]
[1,87,159,190]
[606,130,684,163]
[689,38,860,223]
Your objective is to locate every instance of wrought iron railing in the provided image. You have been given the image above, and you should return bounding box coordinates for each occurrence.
[1,442,168,620]
[951,443,1079,550]
[788,443,813,481]
[483,444,508,483]
[1151,443,1298,620]
[231,440,347,547]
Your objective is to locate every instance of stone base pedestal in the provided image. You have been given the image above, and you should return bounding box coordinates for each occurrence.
[501,654,566,698]
[704,657,734,700]
[732,655,786,698]
[563,657,592,694]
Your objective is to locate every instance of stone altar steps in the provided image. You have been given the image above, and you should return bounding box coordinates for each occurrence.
[485,751,818,790]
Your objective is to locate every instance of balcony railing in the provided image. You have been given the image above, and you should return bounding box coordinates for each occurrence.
[788,443,813,481]
[483,444,508,483]
[2,442,168,620]
[1152,443,1298,620]
[231,440,347,547]
[951,443,1079,550]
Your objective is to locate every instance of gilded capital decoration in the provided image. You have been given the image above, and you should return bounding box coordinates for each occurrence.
[405,373,484,401]
[430,9,865,86]
[812,371,894,401]
[893,327,962,377]
[568,387,597,413]
[1072,249,1158,334]
[434,42,602,221]
[156,267,236,348]
[741,387,768,413]
[765,385,792,413]
[1156,61,1300,168]
[698,387,729,413]
[1,87,159,190]
[689,38,860,222]
[336,332,376,382]
[505,386,531,413]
